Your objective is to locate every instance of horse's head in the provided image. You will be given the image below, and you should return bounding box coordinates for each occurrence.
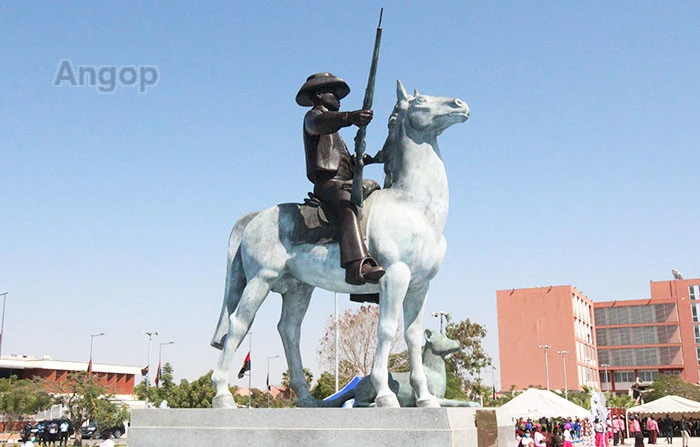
[424,329,460,358]
[391,80,470,138]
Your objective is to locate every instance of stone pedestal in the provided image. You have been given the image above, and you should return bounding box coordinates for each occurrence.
[130,407,495,447]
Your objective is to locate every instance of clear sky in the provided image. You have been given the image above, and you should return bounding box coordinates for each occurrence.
[2,1,699,392]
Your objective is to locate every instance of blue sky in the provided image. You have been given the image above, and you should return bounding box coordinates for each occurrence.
[1,1,699,391]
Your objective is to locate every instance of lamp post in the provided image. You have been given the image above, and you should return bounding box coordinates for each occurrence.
[267,355,280,407]
[158,341,174,387]
[557,350,569,399]
[144,331,158,406]
[601,363,611,392]
[538,345,552,390]
[431,311,449,334]
[490,366,497,400]
[89,332,105,374]
[0,292,7,359]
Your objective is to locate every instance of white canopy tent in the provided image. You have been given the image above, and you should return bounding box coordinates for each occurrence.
[500,388,590,420]
[627,395,700,419]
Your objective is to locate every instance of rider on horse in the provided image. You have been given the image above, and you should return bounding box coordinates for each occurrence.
[296,72,386,287]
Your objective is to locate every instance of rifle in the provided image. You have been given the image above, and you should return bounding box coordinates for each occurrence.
[351,8,383,207]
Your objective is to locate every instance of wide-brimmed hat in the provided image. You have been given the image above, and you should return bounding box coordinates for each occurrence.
[296,72,350,106]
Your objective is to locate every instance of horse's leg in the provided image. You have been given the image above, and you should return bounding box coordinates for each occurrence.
[371,262,411,408]
[211,270,276,408]
[403,283,439,407]
[277,281,315,406]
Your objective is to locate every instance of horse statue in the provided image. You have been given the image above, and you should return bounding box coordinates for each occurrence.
[210,80,470,408]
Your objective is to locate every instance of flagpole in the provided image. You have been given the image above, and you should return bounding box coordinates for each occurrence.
[157,341,174,388]
[248,332,252,408]
[334,292,339,392]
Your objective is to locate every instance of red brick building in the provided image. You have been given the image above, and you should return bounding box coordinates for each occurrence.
[0,355,141,395]
[496,276,700,394]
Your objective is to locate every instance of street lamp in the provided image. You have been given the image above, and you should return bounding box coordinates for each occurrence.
[157,342,174,388]
[144,331,158,405]
[89,332,105,374]
[538,345,552,390]
[431,311,449,334]
[0,292,7,359]
[557,350,569,399]
[601,363,611,392]
[267,355,280,407]
[489,366,497,400]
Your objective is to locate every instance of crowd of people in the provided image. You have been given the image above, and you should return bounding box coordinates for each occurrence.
[515,414,696,447]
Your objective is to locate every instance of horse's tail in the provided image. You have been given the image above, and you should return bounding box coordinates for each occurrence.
[210,211,260,350]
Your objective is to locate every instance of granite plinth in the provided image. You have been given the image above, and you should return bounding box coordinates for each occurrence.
[129,407,489,447]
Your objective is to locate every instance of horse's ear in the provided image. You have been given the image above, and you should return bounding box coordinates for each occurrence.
[413,89,420,96]
[424,329,433,340]
[396,80,408,101]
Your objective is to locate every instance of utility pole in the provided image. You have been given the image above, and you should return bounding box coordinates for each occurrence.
[539,345,552,390]
[89,332,105,374]
[144,331,158,406]
[431,311,449,334]
[0,292,7,359]
[557,350,569,399]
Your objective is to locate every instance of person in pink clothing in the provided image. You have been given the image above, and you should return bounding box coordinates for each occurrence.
[647,416,659,444]
[564,423,574,447]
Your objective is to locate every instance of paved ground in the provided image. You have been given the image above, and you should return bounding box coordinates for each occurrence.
[620,437,700,447]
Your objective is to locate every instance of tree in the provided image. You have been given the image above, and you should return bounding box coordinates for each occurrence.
[310,372,337,400]
[133,362,177,408]
[44,372,119,446]
[317,305,403,382]
[443,315,492,398]
[645,375,700,402]
[167,371,216,409]
[281,368,313,392]
[0,377,52,432]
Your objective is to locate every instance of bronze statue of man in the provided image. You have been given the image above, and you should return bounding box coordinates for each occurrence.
[296,72,385,286]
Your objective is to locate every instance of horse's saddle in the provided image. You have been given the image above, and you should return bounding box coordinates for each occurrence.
[291,179,381,246]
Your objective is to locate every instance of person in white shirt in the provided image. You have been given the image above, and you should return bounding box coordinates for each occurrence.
[534,426,547,447]
[24,436,36,447]
[521,430,535,447]
[99,433,115,447]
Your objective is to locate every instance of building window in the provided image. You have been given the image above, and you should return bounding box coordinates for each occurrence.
[638,370,658,382]
[696,347,700,365]
[614,370,635,383]
[695,326,700,344]
[691,285,700,301]
[693,304,700,322]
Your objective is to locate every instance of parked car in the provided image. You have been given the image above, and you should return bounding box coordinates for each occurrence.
[80,422,125,439]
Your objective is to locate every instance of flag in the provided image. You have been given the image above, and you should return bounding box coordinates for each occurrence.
[155,362,162,387]
[266,371,270,391]
[492,385,496,400]
[87,359,93,374]
[237,352,251,379]
[141,365,149,376]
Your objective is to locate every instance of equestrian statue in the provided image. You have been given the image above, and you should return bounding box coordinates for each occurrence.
[209,74,470,408]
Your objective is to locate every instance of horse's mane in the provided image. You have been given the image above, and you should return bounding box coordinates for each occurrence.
[378,101,406,189]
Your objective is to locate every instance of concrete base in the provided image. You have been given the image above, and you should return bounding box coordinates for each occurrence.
[130,407,490,447]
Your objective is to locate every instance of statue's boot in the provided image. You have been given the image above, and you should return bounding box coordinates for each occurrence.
[339,207,385,287]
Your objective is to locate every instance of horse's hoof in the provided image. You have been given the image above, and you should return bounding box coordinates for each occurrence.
[375,394,400,408]
[212,393,236,408]
[416,396,440,408]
